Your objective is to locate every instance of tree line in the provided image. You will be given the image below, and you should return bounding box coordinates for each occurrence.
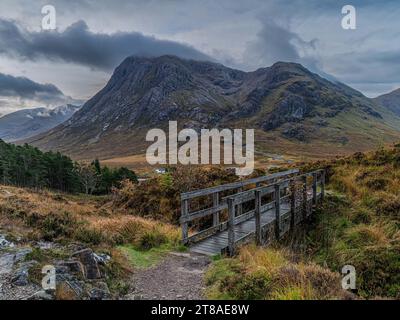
[0,140,137,194]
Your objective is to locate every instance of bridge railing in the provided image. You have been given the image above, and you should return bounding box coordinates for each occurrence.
[180,169,300,245]
[225,169,325,254]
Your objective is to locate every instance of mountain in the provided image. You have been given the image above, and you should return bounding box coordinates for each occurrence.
[25,55,400,160]
[374,88,400,116]
[0,104,80,142]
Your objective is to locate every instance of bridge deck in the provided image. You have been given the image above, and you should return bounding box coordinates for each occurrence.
[190,194,316,256]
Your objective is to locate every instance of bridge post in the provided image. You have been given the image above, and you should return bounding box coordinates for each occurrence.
[274,184,281,240]
[302,176,307,220]
[321,170,326,201]
[312,172,317,206]
[228,197,236,256]
[212,193,220,227]
[255,190,262,245]
[290,180,296,232]
[181,199,189,245]
[237,187,243,217]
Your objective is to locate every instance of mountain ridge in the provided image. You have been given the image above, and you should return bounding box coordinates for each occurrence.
[24,55,400,160]
[374,88,400,116]
[0,104,80,142]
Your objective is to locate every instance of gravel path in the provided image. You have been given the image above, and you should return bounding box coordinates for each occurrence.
[126,252,211,300]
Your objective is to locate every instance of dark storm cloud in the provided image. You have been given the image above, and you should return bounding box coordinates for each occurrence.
[0,72,61,98]
[0,18,211,71]
[0,72,71,104]
[243,19,328,77]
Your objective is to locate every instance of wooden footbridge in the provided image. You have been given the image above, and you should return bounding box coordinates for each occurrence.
[180,169,325,256]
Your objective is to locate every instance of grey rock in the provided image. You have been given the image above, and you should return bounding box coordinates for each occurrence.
[71,248,102,279]
[0,253,15,275]
[57,260,85,277]
[93,253,111,266]
[14,248,32,263]
[0,234,14,249]
[12,261,38,286]
[28,290,54,300]
[89,282,111,300]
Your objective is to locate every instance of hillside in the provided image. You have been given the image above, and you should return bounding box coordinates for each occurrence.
[25,55,400,161]
[205,144,400,300]
[374,88,400,116]
[1,144,399,300]
[0,105,80,142]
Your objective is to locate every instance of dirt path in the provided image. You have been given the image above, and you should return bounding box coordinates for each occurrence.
[126,252,211,300]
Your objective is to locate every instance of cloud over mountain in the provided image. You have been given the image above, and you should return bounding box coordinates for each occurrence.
[0,72,78,114]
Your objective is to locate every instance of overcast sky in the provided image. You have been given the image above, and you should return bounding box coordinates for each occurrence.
[0,0,399,114]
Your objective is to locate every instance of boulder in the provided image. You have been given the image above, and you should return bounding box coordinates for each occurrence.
[0,253,16,275]
[71,249,101,279]
[28,290,55,300]
[58,260,85,278]
[93,253,111,266]
[89,282,111,300]
[0,234,14,249]
[11,261,38,286]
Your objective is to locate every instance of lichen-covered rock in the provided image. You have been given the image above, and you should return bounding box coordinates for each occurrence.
[89,282,111,300]
[0,234,14,249]
[71,248,101,279]
[12,261,38,286]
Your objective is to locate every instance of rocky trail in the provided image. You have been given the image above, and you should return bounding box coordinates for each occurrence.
[0,233,112,300]
[126,252,211,300]
[1,231,212,300]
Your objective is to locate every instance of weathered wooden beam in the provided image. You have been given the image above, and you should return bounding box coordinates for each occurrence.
[321,170,326,200]
[228,197,236,256]
[180,202,227,223]
[237,187,243,217]
[302,176,307,221]
[274,184,281,240]
[181,199,189,245]
[181,169,299,200]
[212,192,220,227]
[312,172,318,206]
[255,190,262,245]
[290,181,296,232]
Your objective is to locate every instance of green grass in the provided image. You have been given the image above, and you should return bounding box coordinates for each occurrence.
[117,244,173,269]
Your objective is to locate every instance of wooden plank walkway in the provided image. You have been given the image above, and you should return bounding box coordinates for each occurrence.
[189,194,317,256]
[190,206,287,255]
[180,169,325,256]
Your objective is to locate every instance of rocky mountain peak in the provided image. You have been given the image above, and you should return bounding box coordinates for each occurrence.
[25,55,400,159]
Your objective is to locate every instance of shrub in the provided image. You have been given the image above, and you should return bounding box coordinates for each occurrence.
[364,177,389,191]
[138,230,168,250]
[112,166,240,224]
[375,195,400,219]
[103,248,133,296]
[351,210,372,224]
[40,211,78,241]
[301,264,342,299]
[205,246,345,300]
[223,271,272,300]
[74,226,104,245]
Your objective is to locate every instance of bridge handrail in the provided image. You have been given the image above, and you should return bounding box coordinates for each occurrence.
[180,169,300,224]
[180,169,302,244]
[225,169,325,205]
[181,168,326,246]
[180,169,299,201]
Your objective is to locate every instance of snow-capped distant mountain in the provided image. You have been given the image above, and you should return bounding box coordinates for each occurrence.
[0,104,80,142]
